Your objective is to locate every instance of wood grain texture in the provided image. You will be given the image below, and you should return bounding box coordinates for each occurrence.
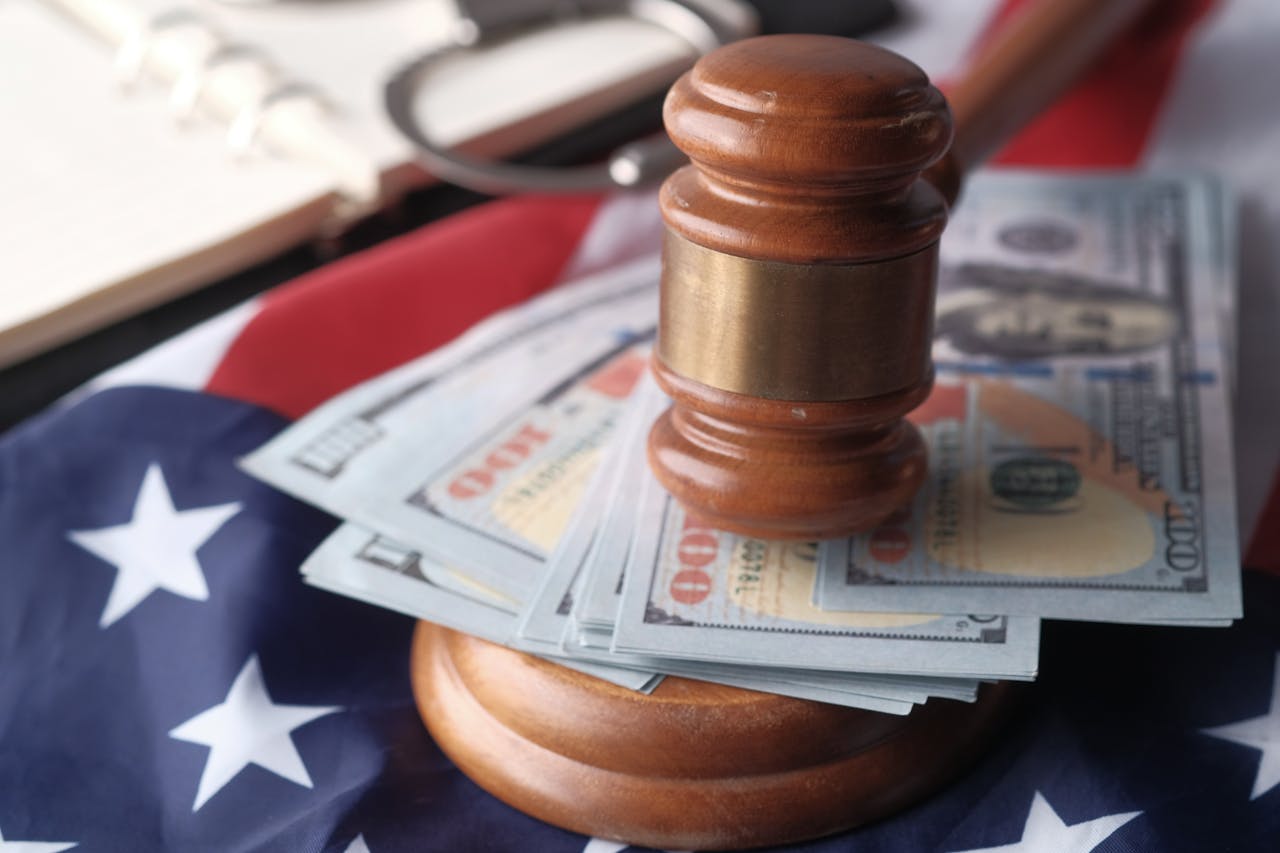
[412,623,1016,851]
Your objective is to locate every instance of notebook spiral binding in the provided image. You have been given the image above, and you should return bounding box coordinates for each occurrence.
[171,43,269,125]
[111,8,377,229]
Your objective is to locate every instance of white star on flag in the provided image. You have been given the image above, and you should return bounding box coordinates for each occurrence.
[0,824,76,852]
[169,655,341,810]
[67,463,240,627]
[582,842,630,853]
[582,839,689,853]
[343,835,371,853]
[1203,651,1280,800]
[950,791,1140,852]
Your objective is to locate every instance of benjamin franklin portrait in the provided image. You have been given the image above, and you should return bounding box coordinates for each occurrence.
[935,263,1178,360]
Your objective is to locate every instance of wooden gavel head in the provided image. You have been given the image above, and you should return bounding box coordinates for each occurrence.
[648,34,953,540]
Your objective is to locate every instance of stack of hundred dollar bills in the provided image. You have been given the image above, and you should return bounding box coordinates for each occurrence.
[242,172,1243,714]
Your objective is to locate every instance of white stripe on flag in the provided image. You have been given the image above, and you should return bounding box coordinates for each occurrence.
[870,0,1001,79]
[71,298,261,401]
[558,190,664,283]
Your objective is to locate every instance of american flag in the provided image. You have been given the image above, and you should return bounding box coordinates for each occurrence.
[3,0,1280,850]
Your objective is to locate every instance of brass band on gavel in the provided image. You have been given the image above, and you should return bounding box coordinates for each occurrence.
[658,233,938,403]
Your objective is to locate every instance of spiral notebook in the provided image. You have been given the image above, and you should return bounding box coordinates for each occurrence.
[0,0,743,368]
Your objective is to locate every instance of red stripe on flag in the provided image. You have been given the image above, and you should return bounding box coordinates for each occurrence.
[972,0,1218,167]
[1246,472,1280,574]
[205,194,603,419]
[908,383,968,427]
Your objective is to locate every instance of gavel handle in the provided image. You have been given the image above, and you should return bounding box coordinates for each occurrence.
[927,0,1156,203]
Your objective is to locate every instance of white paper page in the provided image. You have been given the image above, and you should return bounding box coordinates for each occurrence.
[0,0,336,364]
[0,0,725,365]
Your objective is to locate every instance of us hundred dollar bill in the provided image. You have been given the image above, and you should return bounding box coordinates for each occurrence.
[300,523,661,692]
[299,470,961,710]
[242,257,659,601]
[814,172,1240,624]
[609,383,1041,681]
[512,379,968,712]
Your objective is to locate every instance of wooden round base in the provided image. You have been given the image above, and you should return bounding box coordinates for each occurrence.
[411,623,1014,850]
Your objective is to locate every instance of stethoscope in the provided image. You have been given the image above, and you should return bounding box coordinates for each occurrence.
[383,0,750,194]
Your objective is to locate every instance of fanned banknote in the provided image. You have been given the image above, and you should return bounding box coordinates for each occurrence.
[300,523,661,692]
[243,257,660,601]
[511,379,972,711]
[242,170,1242,711]
[306,507,918,710]
[813,173,1242,625]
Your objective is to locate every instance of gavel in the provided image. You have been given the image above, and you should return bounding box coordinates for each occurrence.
[413,3,1157,849]
[648,0,1150,540]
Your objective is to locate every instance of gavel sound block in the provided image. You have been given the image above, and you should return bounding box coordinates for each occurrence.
[413,623,1013,850]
